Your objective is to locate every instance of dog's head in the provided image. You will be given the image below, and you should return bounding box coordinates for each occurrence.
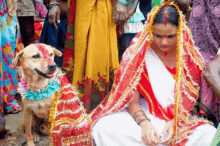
[12,43,62,79]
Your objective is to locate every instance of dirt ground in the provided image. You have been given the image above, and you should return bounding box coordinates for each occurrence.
[0,94,50,146]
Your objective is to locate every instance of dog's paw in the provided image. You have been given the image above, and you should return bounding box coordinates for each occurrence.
[39,124,49,135]
[33,131,41,143]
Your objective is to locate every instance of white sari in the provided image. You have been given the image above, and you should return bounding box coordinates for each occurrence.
[92,49,216,146]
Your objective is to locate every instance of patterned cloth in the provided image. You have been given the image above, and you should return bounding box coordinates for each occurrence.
[35,1,47,19]
[122,3,145,34]
[0,0,21,115]
[17,0,36,17]
[188,0,220,126]
[35,1,48,43]
[49,71,91,146]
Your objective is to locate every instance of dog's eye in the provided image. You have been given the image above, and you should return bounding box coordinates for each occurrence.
[50,53,53,57]
[32,54,40,59]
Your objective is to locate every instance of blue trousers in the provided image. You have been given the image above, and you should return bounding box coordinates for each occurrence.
[40,15,67,68]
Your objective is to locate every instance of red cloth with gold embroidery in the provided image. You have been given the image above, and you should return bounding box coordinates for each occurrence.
[49,72,92,146]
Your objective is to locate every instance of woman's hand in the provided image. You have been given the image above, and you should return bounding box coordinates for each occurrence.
[140,121,160,145]
[48,5,60,29]
[159,119,175,145]
[34,17,45,22]
[113,1,128,24]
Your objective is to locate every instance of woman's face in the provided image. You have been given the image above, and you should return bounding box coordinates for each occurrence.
[153,23,177,52]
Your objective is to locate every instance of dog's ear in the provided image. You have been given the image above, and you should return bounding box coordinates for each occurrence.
[53,47,62,57]
[12,51,24,69]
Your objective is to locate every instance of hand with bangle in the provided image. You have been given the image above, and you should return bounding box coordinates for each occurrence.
[133,110,160,146]
[133,110,151,125]
[48,0,60,29]
[113,0,129,24]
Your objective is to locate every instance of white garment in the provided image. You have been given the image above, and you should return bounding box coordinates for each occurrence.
[92,99,216,146]
[145,48,175,109]
[123,22,144,34]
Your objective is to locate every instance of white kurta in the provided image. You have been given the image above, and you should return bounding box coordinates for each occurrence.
[92,49,216,146]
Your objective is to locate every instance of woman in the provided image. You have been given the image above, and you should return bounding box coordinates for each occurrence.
[188,0,220,127]
[91,0,216,145]
[0,0,21,115]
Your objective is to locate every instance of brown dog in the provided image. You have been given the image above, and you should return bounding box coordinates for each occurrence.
[12,43,62,146]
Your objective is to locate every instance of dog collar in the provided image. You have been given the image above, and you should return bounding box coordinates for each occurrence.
[18,77,60,100]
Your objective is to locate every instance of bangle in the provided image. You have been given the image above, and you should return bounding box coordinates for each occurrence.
[134,115,146,121]
[136,117,151,125]
[49,4,60,9]
[49,2,60,6]
[134,112,146,120]
[118,0,129,5]
[133,110,144,117]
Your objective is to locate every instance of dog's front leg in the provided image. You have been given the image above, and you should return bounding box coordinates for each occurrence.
[24,108,35,146]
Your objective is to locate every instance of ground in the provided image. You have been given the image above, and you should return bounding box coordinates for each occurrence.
[0,94,50,146]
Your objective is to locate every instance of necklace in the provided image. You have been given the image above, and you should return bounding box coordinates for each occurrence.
[18,77,60,100]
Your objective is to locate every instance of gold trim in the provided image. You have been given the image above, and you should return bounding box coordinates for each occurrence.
[48,90,60,144]
[139,84,155,116]
[53,115,85,127]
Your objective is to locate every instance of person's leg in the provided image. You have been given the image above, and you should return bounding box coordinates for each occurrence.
[18,16,35,47]
[0,115,6,138]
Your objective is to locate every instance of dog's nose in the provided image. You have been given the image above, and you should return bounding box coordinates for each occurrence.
[48,64,57,72]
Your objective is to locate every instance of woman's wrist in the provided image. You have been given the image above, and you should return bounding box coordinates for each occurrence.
[49,3,60,9]
[132,110,151,125]
[139,120,151,129]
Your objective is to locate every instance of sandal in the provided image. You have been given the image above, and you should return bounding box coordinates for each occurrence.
[7,109,21,114]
